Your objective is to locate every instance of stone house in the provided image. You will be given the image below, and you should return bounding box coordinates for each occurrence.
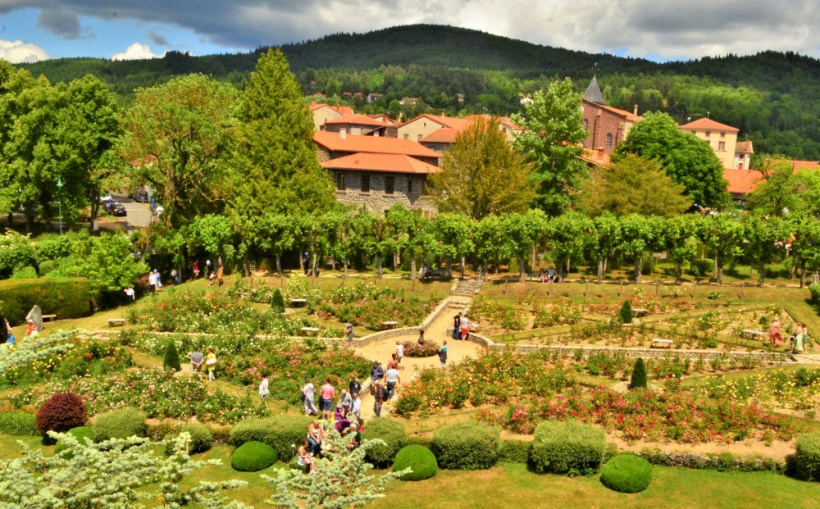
[309,102,354,131]
[400,113,522,153]
[581,76,641,155]
[313,131,441,216]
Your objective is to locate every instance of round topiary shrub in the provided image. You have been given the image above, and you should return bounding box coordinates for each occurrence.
[163,340,181,371]
[36,392,87,444]
[629,358,647,390]
[402,341,440,358]
[600,454,652,493]
[54,426,95,457]
[231,441,278,472]
[364,418,407,467]
[431,422,500,470]
[796,432,820,481]
[93,407,147,442]
[165,423,214,455]
[393,445,438,481]
[530,420,605,475]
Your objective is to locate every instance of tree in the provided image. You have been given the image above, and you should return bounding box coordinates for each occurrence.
[619,301,634,325]
[427,116,533,219]
[696,213,745,285]
[118,74,237,227]
[659,215,698,284]
[619,214,661,284]
[63,233,148,298]
[743,216,789,286]
[614,112,730,209]
[385,206,432,281]
[513,78,589,215]
[189,214,237,265]
[0,432,247,508]
[163,340,182,372]
[266,427,407,509]
[501,210,548,282]
[433,213,476,279]
[474,215,510,275]
[629,358,647,389]
[790,215,820,288]
[321,211,357,279]
[747,159,820,217]
[588,213,622,284]
[229,49,334,219]
[579,154,692,216]
[546,212,593,280]
[252,213,302,283]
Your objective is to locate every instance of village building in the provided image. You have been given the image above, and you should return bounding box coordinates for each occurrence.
[679,117,753,169]
[313,131,441,216]
[581,76,641,154]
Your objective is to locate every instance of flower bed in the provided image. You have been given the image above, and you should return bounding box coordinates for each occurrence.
[315,281,439,330]
[402,341,440,358]
[700,368,820,411]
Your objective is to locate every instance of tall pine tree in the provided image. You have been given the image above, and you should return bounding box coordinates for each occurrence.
[229,49,334,219]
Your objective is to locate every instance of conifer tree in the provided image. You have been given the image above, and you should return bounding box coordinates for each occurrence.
[229,49,334,219]
[619,300,633,324]
[630,358,648,390]
[163,340,181,371]
[271,288,285,313]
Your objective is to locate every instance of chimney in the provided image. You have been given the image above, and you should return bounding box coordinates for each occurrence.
[597,148,605,161]
[633,104,639,116]
[339,128,346,140]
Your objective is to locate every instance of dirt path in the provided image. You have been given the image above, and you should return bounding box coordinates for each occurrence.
[353,301,483,418]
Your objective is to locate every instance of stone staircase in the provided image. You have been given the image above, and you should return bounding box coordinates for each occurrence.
[451,277,483,297]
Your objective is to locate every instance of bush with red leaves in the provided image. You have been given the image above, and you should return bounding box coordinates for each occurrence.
[36,392,87,443]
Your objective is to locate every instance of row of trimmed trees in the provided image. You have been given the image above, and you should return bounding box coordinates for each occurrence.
[148,207,820,288]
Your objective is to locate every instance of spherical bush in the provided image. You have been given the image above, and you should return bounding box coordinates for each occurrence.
[165,423,214,455]
[36,392,87,444]
[54,426,94,458]
[393,445,438,481]
[600,454,652,493]
[93,407,147,442]
[231,441,278,472]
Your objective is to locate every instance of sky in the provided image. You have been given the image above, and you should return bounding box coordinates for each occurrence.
[1,1,819,64]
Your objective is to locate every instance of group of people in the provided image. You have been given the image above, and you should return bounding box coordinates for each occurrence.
[452,312,471,342]
[539,268,559,283]
[767,318,811,354]
[299,416,362,475]
[301,376,364,422]
[190,348,218,381]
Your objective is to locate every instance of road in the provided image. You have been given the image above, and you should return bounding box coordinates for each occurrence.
[96,194,152,232]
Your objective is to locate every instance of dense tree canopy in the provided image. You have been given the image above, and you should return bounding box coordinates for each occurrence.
[614,112,730,209]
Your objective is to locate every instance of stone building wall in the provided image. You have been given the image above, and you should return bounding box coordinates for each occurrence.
[582,100,630,154]
[333,170,437,216]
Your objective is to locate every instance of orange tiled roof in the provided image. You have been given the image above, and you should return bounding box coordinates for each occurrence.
[421,128,459,143]
[580,149,610,166]
[736,140,754,153]
[680,118,739,132]
[314,132,442,159]
[791,160,820,171]
[400,113,469,130]
[321,153,441,174]
[309,101,354,115]
[724,168,763,194]
[598,103,641,122]
[324,113,389,127]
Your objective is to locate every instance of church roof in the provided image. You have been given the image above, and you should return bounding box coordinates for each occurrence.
[583,75,605,104]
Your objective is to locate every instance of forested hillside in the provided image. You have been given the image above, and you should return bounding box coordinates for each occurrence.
[16,24,820,159]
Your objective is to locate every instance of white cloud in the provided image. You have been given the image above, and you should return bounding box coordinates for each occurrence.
[111,42,163,61]
[0,40,49,63]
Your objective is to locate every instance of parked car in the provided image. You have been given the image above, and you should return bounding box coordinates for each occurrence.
[99,194,113,203]
[101,198,116,212]
[111,204,127,217]
[135,191,149,203]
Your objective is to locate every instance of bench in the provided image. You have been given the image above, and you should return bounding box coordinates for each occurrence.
[290,298,307,307]
[742,329,765,340]
[108,318,126,327]
[42,314,57,322]
[300,327,320,336]
[632,308,649,317]
[382,321,398,330]
[651,338,674,349]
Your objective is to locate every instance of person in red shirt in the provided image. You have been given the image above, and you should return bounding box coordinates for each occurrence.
[319,378,335,421]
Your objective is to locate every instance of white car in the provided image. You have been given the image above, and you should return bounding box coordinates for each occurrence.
[99,194,113,202]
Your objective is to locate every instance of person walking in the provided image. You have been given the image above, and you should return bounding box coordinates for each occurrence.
[346,323,354,348]
[192,260,200,280]
[385,364,400,400]
[302,252,311,275]
[370,361,384,390]
[124,286,136,304]
[395,341,404,367]
[339,388,353,418]
[190,349,204,372]
[148,270,157,293]
[302,378,317,416]
[453,312,462,340]
[351,392,362,419]
[319,378,335,421]
[769,318,783,346]
[205,348,217,381]
[459,314,470,342]
[373,380,386,417]
[349,374,362,398]
[439,340,448,366]
[259,373,270,402]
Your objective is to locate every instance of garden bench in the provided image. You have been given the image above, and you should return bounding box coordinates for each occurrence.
[290,298,307,307]
[300,327,320,336]
[651,338,674,349]
[108,318,126,327]
[632,308,649,317]
[42,314,57,322]
[382,321,398,330]
[742,329,765,340]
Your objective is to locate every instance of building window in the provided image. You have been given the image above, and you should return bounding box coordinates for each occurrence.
[408,179,413,193]
[583,119,589,129]
[720,132,726,138]
[361,174,370,193]
[605,133,613,149]
[737,162,744,170]
[417,134,423,142]
[718,141,726,152]
[335,173,346,191]
[385,176,395,195]
[403,133,409,139]
[705,131,711,137]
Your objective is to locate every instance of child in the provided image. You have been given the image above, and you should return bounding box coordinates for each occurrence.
[351,392,361,419]
[208,271,216,286]
[25,319,39,338]
[297,440,315,474]
[439,340,448,366]
[259,373,270,401]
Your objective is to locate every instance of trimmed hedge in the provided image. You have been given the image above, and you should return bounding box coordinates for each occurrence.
[796,432,820,481]
[393,445,438,481]
[600,454,653,493]
[54,426,94,457]
[230,415,312,462]
[0,278,92,324]
[231,441,278,472]
[165,423,214,455]
[810,284,820,304]
[530,420,606,475]
[36,392,87,443]
[364,418,407,467]
[498,439,532,464]
[431,422,500,470]
[93,407,147,441]
[0,411,39,436]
